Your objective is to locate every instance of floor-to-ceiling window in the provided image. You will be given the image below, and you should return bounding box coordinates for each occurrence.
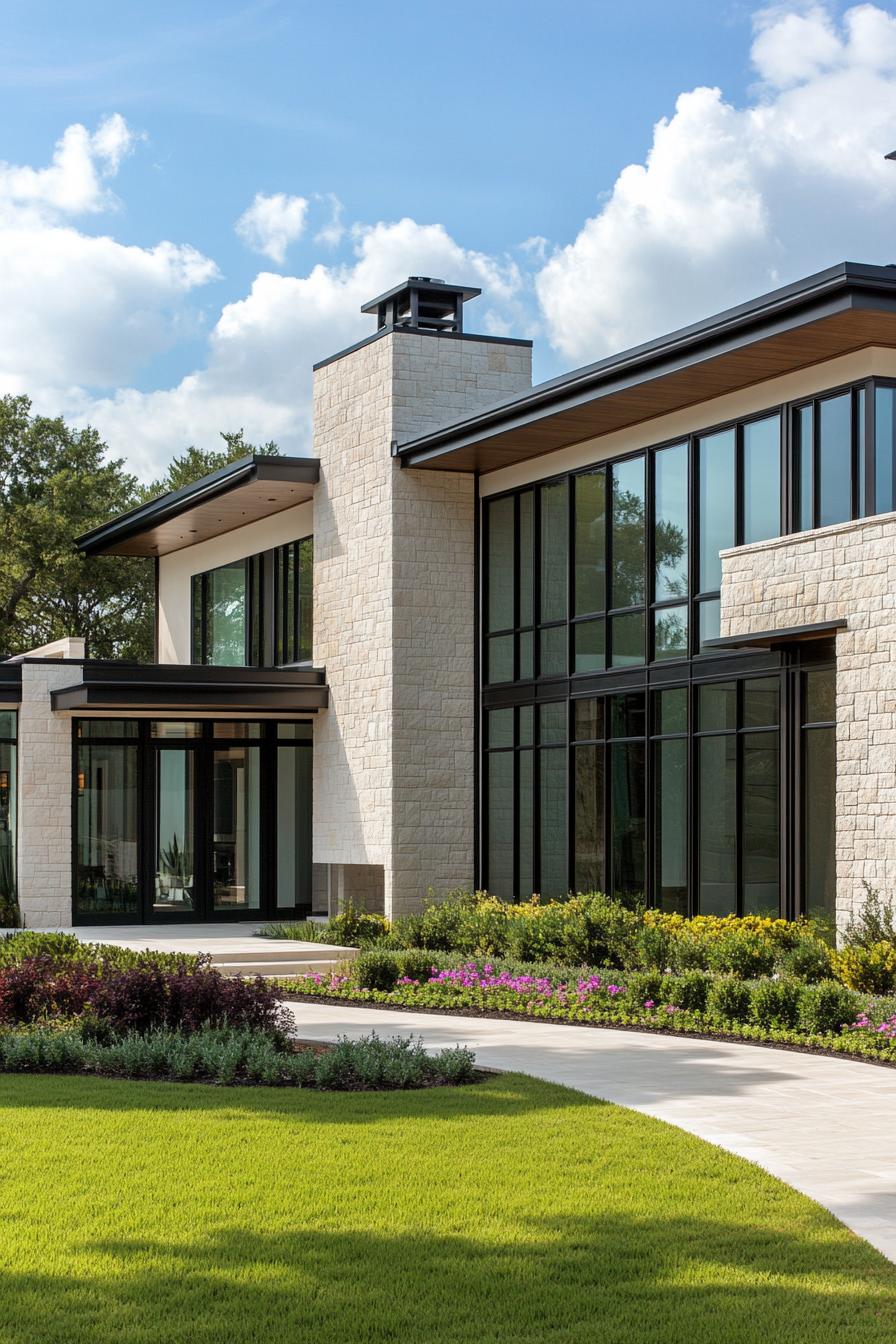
[0,712,17,913]
[479,378,874,915]
[73,720,312,923]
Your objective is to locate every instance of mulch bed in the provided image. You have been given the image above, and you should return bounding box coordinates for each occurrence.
[277,990,896,1070]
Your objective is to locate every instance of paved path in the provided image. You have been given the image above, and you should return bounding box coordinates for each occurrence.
[285,999,896,1262]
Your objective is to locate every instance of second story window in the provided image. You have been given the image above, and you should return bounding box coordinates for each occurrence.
[191,538,312,668]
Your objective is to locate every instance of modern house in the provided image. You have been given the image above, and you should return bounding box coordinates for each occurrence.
[5,264,896,928]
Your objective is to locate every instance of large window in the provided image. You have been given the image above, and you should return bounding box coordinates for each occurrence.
[191,537,312,667]
[801,668,836,921]
[0,713,16,914]
[73,720,313,922]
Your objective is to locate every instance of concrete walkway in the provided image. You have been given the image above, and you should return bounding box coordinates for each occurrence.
[285,999,896,1263]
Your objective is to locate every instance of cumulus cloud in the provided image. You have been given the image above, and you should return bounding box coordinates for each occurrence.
[236,192,308,264]
[536,2,896,363]
[80,217,527,476]
[0,115,218,395]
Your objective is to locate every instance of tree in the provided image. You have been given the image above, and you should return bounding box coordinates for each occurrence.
[0,399,279,662]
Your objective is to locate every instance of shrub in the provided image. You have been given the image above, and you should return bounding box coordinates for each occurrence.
[706,930,776,979]
[318,905,390,947]
[625,970,665,1006]
[834,942,896,994]
[776,937,833,983]
[843,883,896,949]
[389,913,426,949]
[750,979,801,1029]
[662,970,711,1013]
[706,976,752,1024]
[667,934,711,972]
[630,923,673,971]
[797,981,862,1035]
[352,948,402,992]
[0,932,203,974]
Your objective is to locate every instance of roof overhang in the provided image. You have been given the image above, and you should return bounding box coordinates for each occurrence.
[396,262,896,473]
[703,619,847,651]
[77,455,319,557]
[50,663,328,715]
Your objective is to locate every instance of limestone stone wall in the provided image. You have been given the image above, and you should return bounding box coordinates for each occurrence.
[312,329,531,916]
[17,662,83,927]
[719,512,896,925]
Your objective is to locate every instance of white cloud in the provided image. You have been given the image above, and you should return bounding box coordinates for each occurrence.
[536,2,896,364]
[80,217,527,477]
[0,115,219,395]
[235,191,308,264]
[314,192,345,247]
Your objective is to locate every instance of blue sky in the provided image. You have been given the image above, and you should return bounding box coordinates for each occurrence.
[0,1,894,473]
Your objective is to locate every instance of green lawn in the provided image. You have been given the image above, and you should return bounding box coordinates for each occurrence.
[0,1073,891,1343]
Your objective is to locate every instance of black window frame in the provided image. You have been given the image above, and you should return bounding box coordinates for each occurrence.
[191,537,313,669]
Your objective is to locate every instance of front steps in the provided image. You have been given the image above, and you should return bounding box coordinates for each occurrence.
[207,942,359,980]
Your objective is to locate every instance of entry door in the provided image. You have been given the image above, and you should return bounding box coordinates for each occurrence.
[211,744,261,915]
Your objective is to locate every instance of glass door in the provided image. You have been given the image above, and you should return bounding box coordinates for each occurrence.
[212,744,261,913]
[152,732,198,918]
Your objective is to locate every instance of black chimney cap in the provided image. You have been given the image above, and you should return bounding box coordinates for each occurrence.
[361,276,481,334]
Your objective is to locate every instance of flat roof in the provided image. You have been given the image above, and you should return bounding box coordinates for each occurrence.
[50,662,328,714]
[77,454,319,558]
[703,619,847,651]
[396,261,896,473]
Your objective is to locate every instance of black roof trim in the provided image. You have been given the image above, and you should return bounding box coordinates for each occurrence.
[76,455,320,557]
[49,661,328,713]
[396,261,896,465]
[703,618,847,651]
[312,323,532,372]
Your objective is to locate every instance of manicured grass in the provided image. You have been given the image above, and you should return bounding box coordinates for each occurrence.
[0,1074,892,1343]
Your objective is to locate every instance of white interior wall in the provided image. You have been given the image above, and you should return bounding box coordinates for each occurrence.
[156,499,313,664]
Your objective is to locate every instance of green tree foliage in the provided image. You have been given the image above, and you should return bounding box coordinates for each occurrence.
[0,398,278,662]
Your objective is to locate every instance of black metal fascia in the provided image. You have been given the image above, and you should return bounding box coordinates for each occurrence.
[75,455,320,556]
[703,619,848,651]
[396,262,896,466]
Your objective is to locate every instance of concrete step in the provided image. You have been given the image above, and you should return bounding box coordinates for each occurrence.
[216,957,351,979]
[209,943,358,965]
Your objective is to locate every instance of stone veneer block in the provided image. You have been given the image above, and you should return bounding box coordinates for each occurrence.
[312,329,532,916]
[719,510,896,926]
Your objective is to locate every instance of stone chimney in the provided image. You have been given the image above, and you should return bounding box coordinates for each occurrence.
[311,278,532,917]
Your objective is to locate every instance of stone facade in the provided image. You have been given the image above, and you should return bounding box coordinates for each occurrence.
[312,329,532,916]
[16,661,83,928]
[720,512,896,925]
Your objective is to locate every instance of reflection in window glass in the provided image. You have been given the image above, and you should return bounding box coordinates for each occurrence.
[487,752,514,898]
[656,688,687,736]
[574,618,605,673]
[611,456,645,608]
[540,481,568,623]
[518,750,533,899]
[698,428,735,591]
[655,738,687,914]
[611,611,645,667]
[574,744,603,893]
[78,720,138,738]
[487,635,514,684]
[611,741,645,902]
[540,749,567,898]
[611,693,645,740]
[76,743,139,917]
[804,668,835,724]
[519,491,534,627]
[0,740,14,911]
[742,731,780,916]
[488,709,514,749]
[276,744,312,909]
[518,706,534,746]
[818,393,852,528]
[574,698,604,741]
[539,625,566,677]
[540,702,567,745]
[698,734,736,915]
[875,386,895,516]
[487,496,515,632]
[151,722,202,739]
[654,605,688,661]
[213,746,261,912]
[519,630,534,679]
[654,443,688,600]
[803,727,836,921]
[743,415,781,544]
[154,749,195,914]
[206,560,248,666]
[743,678,779,728]
[795,404,814,531]
[698,599,721,650]
[574,470,606,616]
[698,682,736,733]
